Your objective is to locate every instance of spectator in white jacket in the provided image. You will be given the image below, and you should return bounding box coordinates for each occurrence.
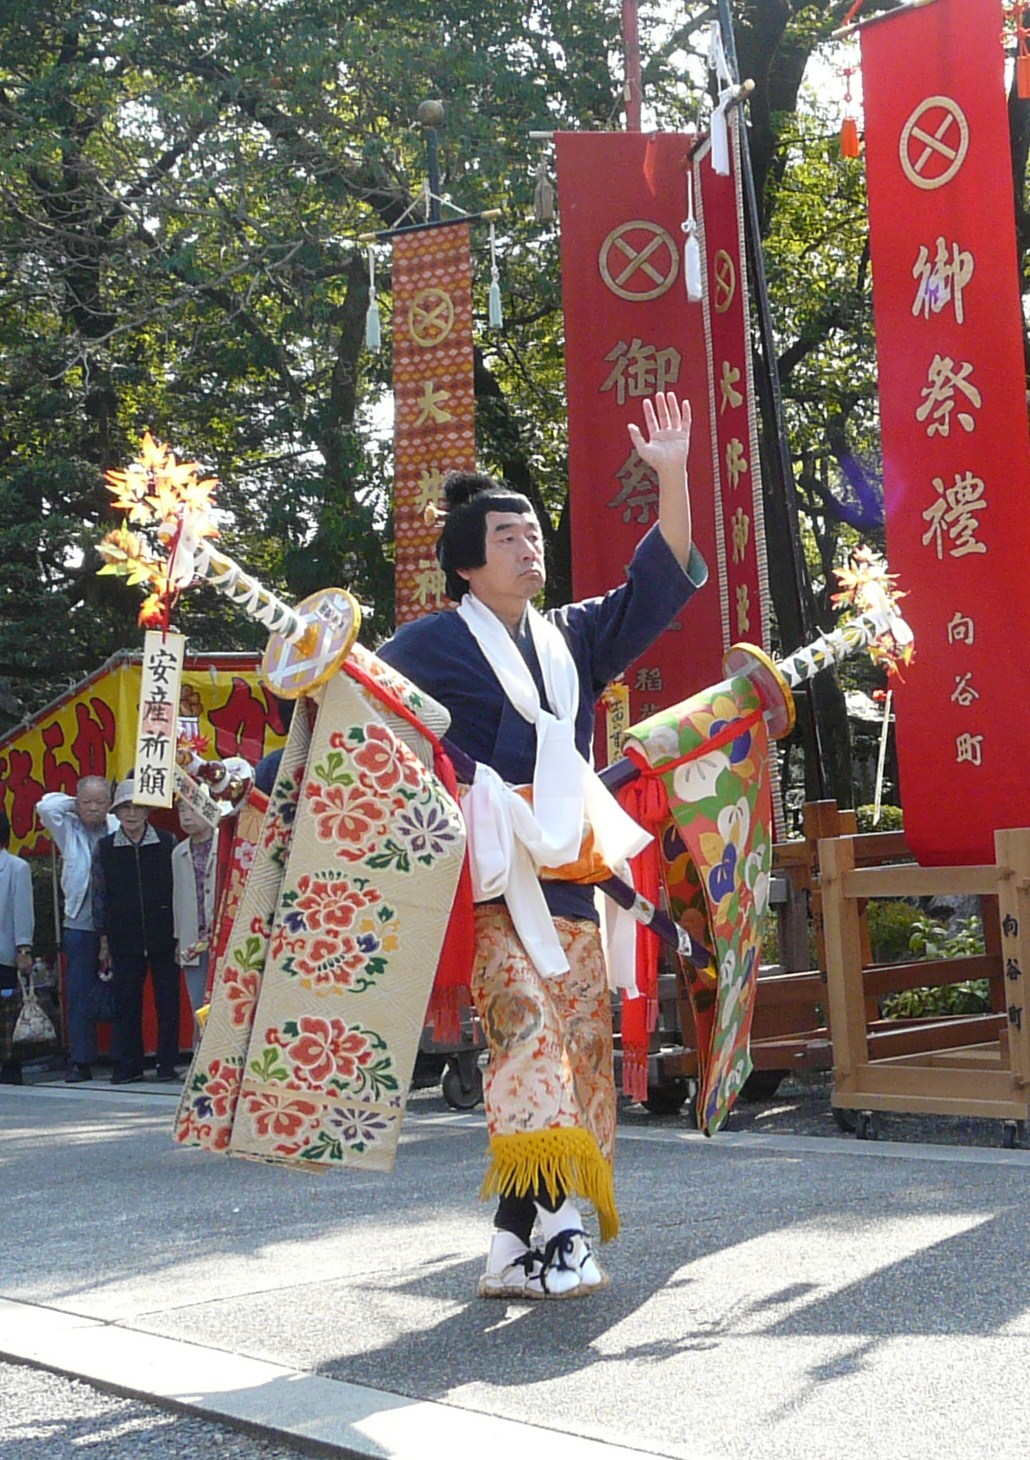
[172,798,217,1043]
[37,777,116,1083]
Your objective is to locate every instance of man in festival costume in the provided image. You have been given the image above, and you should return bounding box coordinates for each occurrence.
[378,391,707,1300]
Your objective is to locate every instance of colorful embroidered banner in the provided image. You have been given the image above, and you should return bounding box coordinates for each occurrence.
[692,113,771,656]
[861,0,1030,863]
[208,789,269,978]
[393,223,477,623]
[556,130,758,736]
[176,647,466,1172]
[175,699,313,1154]
[626,674,773,1134]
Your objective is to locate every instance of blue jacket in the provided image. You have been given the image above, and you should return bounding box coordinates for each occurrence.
[378,527,707,921]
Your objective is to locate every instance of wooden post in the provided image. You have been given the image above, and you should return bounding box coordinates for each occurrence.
[777,874,812,972]
[803,800,845,969]
[994,828,1030,1097]
[981,893,1005,1014]
[819,833,869,1101]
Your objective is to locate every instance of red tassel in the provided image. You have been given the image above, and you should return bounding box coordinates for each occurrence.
[1019,53,1030,100]
[620,1036,650,1103]
[618,772,666,1003]
[840,117,860,158]
[425,982,467,1048]
[424,748,476,1041]
[616,759,669,1097]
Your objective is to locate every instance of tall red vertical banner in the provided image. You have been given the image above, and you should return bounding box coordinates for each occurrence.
[862,0,1030,863]
[392,224,477,624]
[692,114,771,657]
[557,132,724,731]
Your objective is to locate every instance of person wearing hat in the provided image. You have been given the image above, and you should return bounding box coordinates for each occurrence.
[92,777,179,1084]
[172,796,218,1045]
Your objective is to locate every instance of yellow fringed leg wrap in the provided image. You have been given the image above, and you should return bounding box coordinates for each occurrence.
[480,1126,620,1243]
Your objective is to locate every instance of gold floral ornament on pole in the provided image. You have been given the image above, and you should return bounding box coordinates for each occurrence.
[829,544,914,680]
[98,433,362,698]
[98,432,220,630]
[719,545,914,743]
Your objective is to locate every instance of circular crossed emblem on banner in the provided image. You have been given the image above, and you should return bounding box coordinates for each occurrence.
[599,221,679,301]
[262,587,362,699]
[713,250,737,314]
[899,96,969,190]
[408,288,455,347]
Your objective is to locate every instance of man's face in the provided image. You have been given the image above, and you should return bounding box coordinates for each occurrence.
[459,511,545,619]
[76,784,111,831]
[114,803,148,842]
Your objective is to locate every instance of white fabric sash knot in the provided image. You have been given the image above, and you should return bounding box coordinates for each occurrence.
[457,592,650,978]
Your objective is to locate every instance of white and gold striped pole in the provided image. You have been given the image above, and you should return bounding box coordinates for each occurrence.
[190,541,361,699]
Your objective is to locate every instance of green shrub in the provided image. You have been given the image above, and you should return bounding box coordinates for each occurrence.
[881,915,989,1018]
[855,803,904,832]
[759,909,779,965]
[866,900,921,963]
[882,981,991,1017]
[908,915,984,959]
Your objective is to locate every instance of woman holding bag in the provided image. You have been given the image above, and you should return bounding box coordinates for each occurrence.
[0,810,35,1084]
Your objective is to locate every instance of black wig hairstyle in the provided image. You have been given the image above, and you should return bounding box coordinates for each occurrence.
[0,811,10,849]
[436,470,535,602]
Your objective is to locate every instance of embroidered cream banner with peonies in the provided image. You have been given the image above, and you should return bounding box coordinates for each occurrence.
[175,652,466,1171]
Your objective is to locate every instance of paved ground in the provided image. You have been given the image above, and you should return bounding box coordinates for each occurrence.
[1,1357,309,1459]
[2,1073,1029,1460]
[672,1067,1023,1148]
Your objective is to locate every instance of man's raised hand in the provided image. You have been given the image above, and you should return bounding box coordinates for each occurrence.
[626,391,692,473]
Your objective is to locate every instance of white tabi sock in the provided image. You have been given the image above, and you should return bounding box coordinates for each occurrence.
[535,1199,583,1243]
[485,1229,533,1274]
[535,1199,608,1292]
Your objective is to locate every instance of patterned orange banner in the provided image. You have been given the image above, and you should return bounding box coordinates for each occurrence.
[393,223,477,623]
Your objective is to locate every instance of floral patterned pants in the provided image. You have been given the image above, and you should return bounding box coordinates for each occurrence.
[471,905,616,1164]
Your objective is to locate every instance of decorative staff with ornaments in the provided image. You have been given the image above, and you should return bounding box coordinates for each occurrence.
[99,434,913,1132]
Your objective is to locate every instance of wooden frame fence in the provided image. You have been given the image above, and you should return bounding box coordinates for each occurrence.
[821,826,1030,1133]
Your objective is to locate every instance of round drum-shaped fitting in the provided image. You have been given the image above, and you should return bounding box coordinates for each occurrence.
[722,642,796,741]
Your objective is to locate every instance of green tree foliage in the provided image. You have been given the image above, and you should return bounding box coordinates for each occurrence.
[0,0,629,720]
[3,0,998,823]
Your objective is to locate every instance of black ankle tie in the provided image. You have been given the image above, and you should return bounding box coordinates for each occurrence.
[542,1228,586,1273]
[511,1247,543,1277]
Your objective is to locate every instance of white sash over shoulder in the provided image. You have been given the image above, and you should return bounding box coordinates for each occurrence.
[457,592,649,979]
